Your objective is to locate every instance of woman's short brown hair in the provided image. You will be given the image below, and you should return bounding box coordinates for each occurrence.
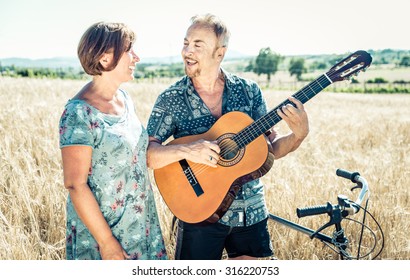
[77,22,136,76]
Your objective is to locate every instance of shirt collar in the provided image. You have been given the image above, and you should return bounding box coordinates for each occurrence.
[220,68,235,89]
[185,67,235,96]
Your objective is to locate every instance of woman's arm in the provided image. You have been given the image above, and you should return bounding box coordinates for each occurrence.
[61,146,129,260]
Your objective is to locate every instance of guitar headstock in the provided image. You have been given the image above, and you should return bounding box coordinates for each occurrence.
[327,50,372,83]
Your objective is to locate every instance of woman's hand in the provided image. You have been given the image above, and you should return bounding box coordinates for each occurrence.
[99,235,130,260]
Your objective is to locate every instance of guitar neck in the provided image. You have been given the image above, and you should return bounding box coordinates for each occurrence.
[233,74,332,148]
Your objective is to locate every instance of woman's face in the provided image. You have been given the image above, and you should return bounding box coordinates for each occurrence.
[110,47,140,82]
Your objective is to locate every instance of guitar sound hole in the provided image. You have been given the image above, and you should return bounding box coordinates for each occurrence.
[222,145,239,161]
[217,134,245,167]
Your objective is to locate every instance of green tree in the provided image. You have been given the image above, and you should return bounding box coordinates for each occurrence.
[253,47,281,83]
[399,56,410,67]
[309,61,328,71]
[288,58,306,81]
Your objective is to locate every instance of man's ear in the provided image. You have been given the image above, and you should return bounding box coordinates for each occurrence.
[217,46,227,61]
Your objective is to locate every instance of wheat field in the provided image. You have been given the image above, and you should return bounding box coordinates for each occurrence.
[0,76,409,260]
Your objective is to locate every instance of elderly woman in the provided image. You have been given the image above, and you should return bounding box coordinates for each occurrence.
[59,22,167,260]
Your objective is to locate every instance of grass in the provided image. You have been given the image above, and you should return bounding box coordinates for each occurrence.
[0,76,409,260]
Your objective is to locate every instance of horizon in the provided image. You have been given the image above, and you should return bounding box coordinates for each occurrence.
[1,0,409,60]
[1,47,409,62]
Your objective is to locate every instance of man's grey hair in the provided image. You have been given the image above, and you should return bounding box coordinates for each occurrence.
[189,13,230,48]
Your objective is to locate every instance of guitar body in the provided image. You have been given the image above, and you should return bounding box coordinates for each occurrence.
[153,111,275,224]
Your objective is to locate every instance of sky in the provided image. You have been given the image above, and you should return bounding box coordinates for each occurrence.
[0,0,409,60]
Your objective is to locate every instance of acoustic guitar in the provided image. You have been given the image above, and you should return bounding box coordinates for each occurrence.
[153,50,372,224]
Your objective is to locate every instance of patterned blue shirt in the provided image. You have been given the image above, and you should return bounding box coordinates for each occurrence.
[147,69,270,227]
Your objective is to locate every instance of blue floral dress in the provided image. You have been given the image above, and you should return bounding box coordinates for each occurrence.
[59,89,167,260]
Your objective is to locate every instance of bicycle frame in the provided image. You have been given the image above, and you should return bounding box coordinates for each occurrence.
[269,213,334,243]
[268,213,349,259]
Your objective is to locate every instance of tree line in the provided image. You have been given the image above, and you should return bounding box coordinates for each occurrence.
[247,47,410,82]
[0,63,185,80]
[1,48,409,82]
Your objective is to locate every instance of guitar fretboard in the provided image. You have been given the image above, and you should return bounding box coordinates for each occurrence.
[233,74,332,148]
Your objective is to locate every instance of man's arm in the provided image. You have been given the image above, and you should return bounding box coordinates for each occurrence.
[146,137,221,169]
[268,96,309,159]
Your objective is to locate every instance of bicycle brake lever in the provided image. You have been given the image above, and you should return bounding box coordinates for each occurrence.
[310,205,343,239]
[351,185,361,191]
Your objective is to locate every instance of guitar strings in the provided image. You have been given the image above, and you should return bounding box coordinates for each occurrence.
[186,74,333,177]
[185,74,332,179]
[233,74,330,149]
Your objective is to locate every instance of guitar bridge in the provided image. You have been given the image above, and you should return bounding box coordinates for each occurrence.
[179,159,204,197]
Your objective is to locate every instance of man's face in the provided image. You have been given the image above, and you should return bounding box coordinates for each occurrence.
[181,25,222,78]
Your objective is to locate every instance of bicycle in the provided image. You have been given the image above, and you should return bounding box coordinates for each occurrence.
[268,168,384,260]
[168,169,384,260]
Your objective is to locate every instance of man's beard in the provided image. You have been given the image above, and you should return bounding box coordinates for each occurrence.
[185,65,201,78]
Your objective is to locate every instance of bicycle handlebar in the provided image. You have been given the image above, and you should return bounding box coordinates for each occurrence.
[336,169,361,183]
[296,169,370,218]
[296,202,333,218]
